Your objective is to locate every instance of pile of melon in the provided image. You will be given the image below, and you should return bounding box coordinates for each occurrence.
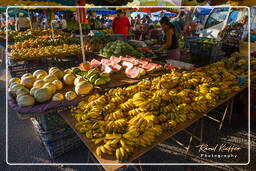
[8,67,94,107]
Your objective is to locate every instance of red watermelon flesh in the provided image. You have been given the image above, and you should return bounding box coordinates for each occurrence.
[148,63,162,70]
[134,67,146,76]
[90,59,101,68]
[101,59,112,66]
[120,56,136,62]
[138,59,149,65]
[122,61,134,69]
[112,63,122,72]
[140,57,152,63]
[125,68,141,79]
[132,60,141,66]
[142,63,156,71]
[110,56,121,64]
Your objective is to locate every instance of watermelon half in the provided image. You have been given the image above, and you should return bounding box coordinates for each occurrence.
[122,61,134,69]
[112,63,122,72]
[148,63,162,70]
[138,59,149,65]
[140,57,152,63]
[134,67,146,76]
[101,59,112,66]
[120,56,136,62]
[142,63,156,72]
[90,59,101,68]
[125,68,141,79]
[110,56,121,64]
[132,60,141,66]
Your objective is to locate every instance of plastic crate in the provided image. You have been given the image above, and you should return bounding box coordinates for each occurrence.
[31,118,75,142]
[8,60,49,78]
[31,118,83,159]
[35,112,68,132]
[42,133,82,159]
[189,40,225,66]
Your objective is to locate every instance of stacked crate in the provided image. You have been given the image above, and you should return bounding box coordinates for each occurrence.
[31,112,82,159]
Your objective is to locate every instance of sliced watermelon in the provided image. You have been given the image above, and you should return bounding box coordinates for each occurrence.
[90,59,101,68]
[112,63,122,72]
[120,56,136,62]
[142,63,156,72]
[148,63,162,70]
[125,68,141,79]
[110,56,121,64]
[140,57,152,63]
[132,60,141,66]
[164,64,180,71]
[138,59,149,65]
[134,67,146,76]
[122,61,134,69]
[101,59,112,66]
[101,65,113,74]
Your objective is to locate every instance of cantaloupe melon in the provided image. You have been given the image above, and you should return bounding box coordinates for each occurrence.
[63,74,76,85]
[34,88,52,103]
[17,95,35,106]
[52,80,63,90]
[65,91,77,101]
[52,93,64,101]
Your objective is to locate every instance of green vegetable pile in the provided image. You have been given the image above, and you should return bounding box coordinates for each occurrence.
[99,40,144,58]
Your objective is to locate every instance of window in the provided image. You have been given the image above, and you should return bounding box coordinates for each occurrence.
[205,8,229,29]
[227,9,240,24]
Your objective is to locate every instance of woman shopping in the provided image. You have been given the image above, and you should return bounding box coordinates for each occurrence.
[153,16,180,61]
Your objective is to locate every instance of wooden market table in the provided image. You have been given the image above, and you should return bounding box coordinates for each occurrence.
[58,88,246,171]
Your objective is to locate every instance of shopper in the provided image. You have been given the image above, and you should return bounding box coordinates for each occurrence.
[219,16,248,57]
[153,16,180,61]
[112,9,131,40]
[31,16,40,30]
[15,13,30,31]
[59,15,67,31]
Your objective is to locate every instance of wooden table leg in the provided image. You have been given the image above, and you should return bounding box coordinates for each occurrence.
[219,102,230,130]
[200,117,204,143]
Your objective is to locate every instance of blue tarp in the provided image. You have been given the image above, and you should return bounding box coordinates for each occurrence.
[151,10,176,16]
[87,8,116,15]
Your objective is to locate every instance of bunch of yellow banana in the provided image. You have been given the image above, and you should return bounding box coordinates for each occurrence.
[69,60,246,161]
[136,130,157,147]
[120,99,135,111]
[105,119,127,133]
[161,120,177,131]
[104,110,124,120]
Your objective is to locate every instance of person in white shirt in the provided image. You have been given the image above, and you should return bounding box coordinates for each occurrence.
[59,15,67,30]
[15,13,30,31]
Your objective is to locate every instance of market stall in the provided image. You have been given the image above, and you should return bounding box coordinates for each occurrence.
[4,6,253,170]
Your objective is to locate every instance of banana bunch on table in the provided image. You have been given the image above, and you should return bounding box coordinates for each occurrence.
[71,61,244,161]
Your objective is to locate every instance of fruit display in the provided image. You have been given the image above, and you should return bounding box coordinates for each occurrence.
[77,56,163,79]
[99,40,144,58]
[83,36,118,52]
[98,28,113,35]
[10,44,81,59]
[9,37,80,49]
[13,29,70,42]
[70,61,243,161]
[73,67,111,86]
[13,34,36,42]
[8,67,94,106]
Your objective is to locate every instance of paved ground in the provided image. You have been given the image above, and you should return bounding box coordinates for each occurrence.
[1,63,256,171]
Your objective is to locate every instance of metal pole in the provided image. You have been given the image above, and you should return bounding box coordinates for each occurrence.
[27,9,32,29]
[78,8,86,62]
